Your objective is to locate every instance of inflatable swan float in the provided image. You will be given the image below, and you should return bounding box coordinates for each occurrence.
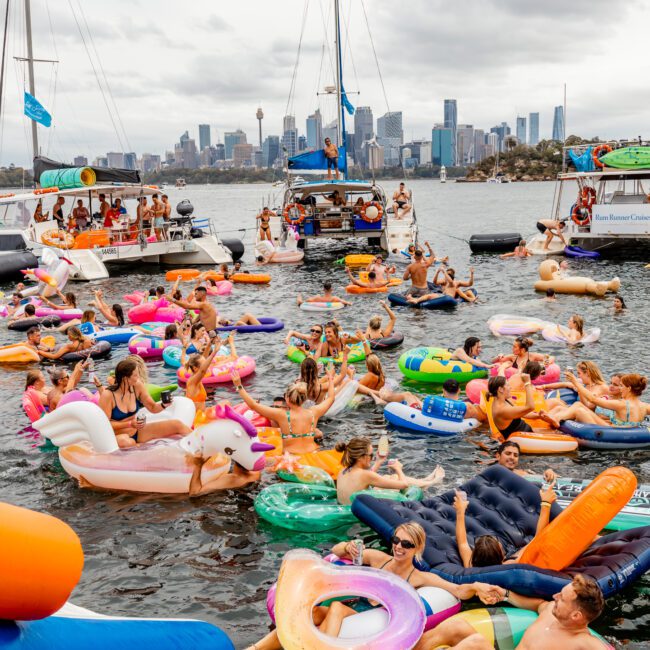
[533,259,620,296]
[256,227,304,264]
[33,398,274,493]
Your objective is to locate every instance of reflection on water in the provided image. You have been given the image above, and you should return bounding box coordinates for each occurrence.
[1,180,648,645]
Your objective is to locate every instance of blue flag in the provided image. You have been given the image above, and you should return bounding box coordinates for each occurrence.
[341,84,355,116]
[24,91,52,127]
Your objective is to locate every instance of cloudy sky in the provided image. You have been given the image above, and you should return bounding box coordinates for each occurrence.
[1,0,649,166]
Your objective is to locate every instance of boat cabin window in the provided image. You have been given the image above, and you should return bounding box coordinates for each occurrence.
[0,233,27,251]
[609,192,648,205]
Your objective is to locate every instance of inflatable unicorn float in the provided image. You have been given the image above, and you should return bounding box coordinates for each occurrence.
[255,226,304,264]
[33,397,274,493]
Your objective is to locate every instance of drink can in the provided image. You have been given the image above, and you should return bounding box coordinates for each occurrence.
[161,390,172,406]
[136,411,147,426]
[352,539,363,565]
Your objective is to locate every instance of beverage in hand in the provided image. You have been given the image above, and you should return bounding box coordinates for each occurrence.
[136,411,147,427]
[378,435,389,458]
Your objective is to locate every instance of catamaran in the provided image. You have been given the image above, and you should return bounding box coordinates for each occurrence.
[526,140,650,255]
[257,0,417,257]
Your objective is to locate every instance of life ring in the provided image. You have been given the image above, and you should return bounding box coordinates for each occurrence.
[41,229,75,248]
[571,187,596,226]
[360,201,384,223]
[34,187,59,195]
[592,144,612,168]
[283,203,305,225]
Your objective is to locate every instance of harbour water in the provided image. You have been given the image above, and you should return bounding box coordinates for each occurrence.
[1,179,648,647]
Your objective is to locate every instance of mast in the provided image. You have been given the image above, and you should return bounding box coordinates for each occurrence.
[24,0,38,162]
[333,0,346,178]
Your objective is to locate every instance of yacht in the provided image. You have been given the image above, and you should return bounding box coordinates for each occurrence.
[175,178,187,188]
[526,140,650,254]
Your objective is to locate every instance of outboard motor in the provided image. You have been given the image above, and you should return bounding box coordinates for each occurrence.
[176,200,194,217]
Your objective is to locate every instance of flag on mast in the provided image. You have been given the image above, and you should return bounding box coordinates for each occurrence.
[340,85,355,116]
[24,92,52,127]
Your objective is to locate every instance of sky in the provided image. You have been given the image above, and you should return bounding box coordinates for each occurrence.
[1,0,649,167]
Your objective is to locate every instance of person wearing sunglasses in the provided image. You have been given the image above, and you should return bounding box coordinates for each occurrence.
[245,522,503,650]
[335,436,444,505]
[284,324,324,354]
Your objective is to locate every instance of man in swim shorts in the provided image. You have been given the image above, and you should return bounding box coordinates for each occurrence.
[346,267,389,289]
[392,182,411,219]
[169,280,217,331]
[403,245,434,297]
[324,137,339,180]
[151,193,166,241]
[414,574,605,650]
[536,218,568,250]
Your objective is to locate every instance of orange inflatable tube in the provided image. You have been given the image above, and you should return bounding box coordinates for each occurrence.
[345,284,387,294]
[165,268,201,281]
[73,229,110,249]
[0,501,84,620]
[165,269,271,284]
[519,466,637,570]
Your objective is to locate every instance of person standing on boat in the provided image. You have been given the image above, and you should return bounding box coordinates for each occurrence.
[324,137,339,180]
[535,218,568,250]
[392,182,412,219]
[72,200,89,230]
[137,197,152,237]
[151,193,166,241]
[52,196,66,229]
[96,193,109,225]
[403,246,434,297]
[161,194,172,231]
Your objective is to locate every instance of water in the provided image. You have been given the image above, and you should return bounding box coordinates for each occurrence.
[1,179,648,647]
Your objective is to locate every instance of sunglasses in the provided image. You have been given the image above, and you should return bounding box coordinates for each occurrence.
[310,329,322,334]
[391,535,416,550]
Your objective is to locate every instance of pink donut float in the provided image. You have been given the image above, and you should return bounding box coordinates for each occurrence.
[128,335,182,359]
[35,307,82,321]
[128,302,184,324]
[207,281,233,296]
[177,355,256,385]
[488,363,561,386]
[465,379,488,405]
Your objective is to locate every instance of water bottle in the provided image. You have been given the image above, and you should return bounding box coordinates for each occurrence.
[378,435,389,458]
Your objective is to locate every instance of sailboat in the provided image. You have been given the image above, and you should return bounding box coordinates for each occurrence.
[487,148,511,183]
[258,0,417,255]
[0,0,236,280]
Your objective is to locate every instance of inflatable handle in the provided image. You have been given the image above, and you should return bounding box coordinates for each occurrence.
[519,466,637,570]
[0,502,83,620]
[274,549,425,650]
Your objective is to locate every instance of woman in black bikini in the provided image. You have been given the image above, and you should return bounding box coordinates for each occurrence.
[98,358,191,448]
[257,207,274,242]
[245,522,501,650]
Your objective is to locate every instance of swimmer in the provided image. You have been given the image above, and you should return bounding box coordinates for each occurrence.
[335,436,445,505]
[284,324,323,354]
[297,280,352,306]
[433,265,477,302]
[365,300,396,340]
[613,294,626,313]
[345,267,389,289]
[545,287,556,301]
[451,337,494,369]
[495,440,556,483]
[500,239,532,259]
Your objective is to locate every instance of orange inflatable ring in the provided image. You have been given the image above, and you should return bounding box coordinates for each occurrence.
[519,466,636,570]
[33,187,59,195]
[283,203,306,225]
[571,187,596,226]
[592,144,613,168]
[41,229,75,249]
[345,284,387,294]
[0,501,84,620]
[360,201,384,223]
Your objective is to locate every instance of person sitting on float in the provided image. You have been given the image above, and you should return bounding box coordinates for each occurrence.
[441,378,485,422]
[232,367,336,455]
[284,323,324,355]
[47,362,99,410]
[245,522,503,650]
[493,336,552,370]
[335,436,444,505]
[345,267,389,289]
[297,280,352,307]
[37,326,93,361]
[450,336,495,369]
[40,290,77,310]
[296,355,350,406]
[90,289,126,327]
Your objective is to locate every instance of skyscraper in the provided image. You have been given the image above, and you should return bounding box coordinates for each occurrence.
[377,111,403,166]
[528,112,539,145]
[456,124,474,165]
[306,109,323,150]
[198,124,211,151]
[262,136,280,167]
[490,122,511,152]
[281,115,298,157]
[431,126,453,166]
[473,129,485,162]
[123,152,137,170]
[552,106,565,141]
[444,99,458,164]
[174,131,199,168]
[256,108,264,148]
[224,129,247,159]
[353,106,374,166]
[516,117,526,145]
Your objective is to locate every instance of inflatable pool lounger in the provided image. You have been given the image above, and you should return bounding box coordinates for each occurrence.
[351,465,650,598]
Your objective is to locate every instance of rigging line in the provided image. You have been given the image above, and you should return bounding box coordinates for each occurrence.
[44,0,58,156]
[0,0,10,162]
[67,0,125,152]
[340,0,360,98]
[359,0,390,113]
[75,0,132,153]
[284,0,310,120]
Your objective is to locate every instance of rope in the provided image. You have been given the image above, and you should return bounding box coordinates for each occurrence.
[284,0,310,120]
[360,0,390,113]
[0,0,10,163]
[44,1,58,157]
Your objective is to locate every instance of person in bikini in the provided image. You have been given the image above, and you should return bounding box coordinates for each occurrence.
[257,207,275,242]
[500,239,532,259]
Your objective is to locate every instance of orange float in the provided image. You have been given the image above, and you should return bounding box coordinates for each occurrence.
[165,269,271,284]
[345,284,387,294]
[72,229,111,249]
[519,466,637,570]
[41,229,75,248]
[592,144,613,168]
[165,268,201,281]
[0,501,84,620]
[283,203,306,225]
[33,187,59,195]
[360,200,384,223]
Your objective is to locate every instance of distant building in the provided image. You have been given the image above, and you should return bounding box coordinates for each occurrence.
[485,132,498,158]
[444,99,458,164]
[262,135,280,167]
[281,115,298,157]
[367,142,384,170]
[473,129,485,162]
[140,153,161,173]
[298,135,307,153]
[174,131,199,168]
[516,117,526,145]
[123,152,137,170]
[490,122,511,152]
[306,109,323,150]
[431,126,454,166]
[377,111,403,166]
[106,152,124,168]
[552,106,564,141]
[214,143,225,161]
[199,124,211,151]
[73,155,88,167]
[353,106,374,166]
[224,129,247,159]
[233,143,253,167]
[456,124,474,165]
[322,120,338,147]
[529,112,539,145]
[93,156,108,168]
[200,146,218,167]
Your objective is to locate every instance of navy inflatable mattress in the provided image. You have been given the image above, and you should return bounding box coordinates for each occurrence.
[351,464,650,598]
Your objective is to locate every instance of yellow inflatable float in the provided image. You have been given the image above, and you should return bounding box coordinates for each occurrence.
[533,259,620,296]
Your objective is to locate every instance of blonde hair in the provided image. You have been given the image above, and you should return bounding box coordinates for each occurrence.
[285,381,308,406]
[365,353,385,387]
[395,522,426,561]
[577,361,605,386]
[125,354,149,382]
[570,314,584,336]
[368,316,382,331]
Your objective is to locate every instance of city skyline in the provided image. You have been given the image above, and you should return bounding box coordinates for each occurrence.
[1,0,648,167]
